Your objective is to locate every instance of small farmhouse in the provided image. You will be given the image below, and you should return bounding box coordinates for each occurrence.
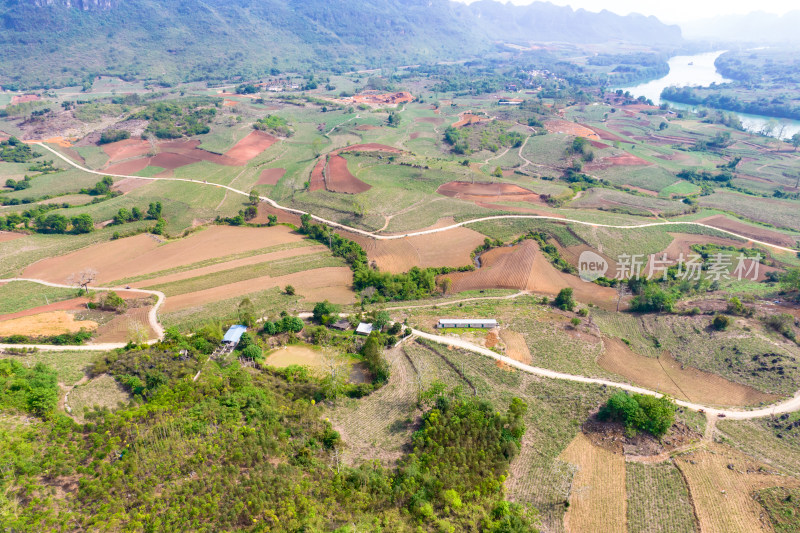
[222,325,247,346]
[437,319,498,329]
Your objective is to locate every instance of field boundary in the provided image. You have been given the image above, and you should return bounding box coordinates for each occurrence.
[36,143,799,253]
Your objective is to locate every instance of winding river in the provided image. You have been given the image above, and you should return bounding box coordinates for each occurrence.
[618,51,800,140]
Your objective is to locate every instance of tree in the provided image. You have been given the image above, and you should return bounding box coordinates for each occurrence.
[792,133,800,151]
[35,213,69,234]
[249,189,260,205]
[373,310,391,331]
[267,214,278,226]
[553,288,575,311]
[284,285,296,296]
[438,277,453,295]
[99,291,127,312]
[491,166,503,178]
[238,298,256,327]
[69,268,97,292]
[147,201,163,219]
[312,300,339,323]
[70,213,94,234]
[781,268,800,293]
[241,344,263,361]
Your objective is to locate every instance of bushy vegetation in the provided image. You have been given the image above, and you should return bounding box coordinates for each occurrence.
[598,391,676,438]
[253,114,291,136]
[131,101,216,138]
[0,204,95,235]
[98,129,131,144]
[0,359,59,418]
[0,136,39,162]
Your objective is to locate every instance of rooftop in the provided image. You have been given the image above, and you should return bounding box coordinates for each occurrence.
[222,325,248,344]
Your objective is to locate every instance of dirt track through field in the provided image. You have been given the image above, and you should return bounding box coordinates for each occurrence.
[36,142,800,258]
[598,338,779,407]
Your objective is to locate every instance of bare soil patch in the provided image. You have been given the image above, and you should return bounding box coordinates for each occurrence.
[257,168,286,185]
[111,177,150,194]
[351,91,413,107]
[585,153,651,170]
[23,225,305,284]
[102,138,152,162]
[499,329,532,364]
[224,130,277,164]
[0,311,96,336]
[0,297,89,322]
[10,94,40,105]
[309,157,326,191]
[444,240,618,308]
[344,221,485,274]
[598,338,778,407]
[104,158,151,175]
[0,231,24,243]
[697,215,796,248]
[437,181,547,211]
[585,126,627,143]
[326,155,372,194]
[544,120,600,139]
[251,203,302,226]
[92,306,156,343]
[453,112,491,129]
[415,117,444,125]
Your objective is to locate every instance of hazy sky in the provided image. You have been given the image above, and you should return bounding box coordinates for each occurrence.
[455,0,796,23]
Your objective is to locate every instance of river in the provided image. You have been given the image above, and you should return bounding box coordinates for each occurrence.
[618,51,800,140]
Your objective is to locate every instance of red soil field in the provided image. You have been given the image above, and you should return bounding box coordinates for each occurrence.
[443,240,618,308]
[544,120,600,139]
[437,181,547,212]
[92,306,157,343]
[697,215,796,248]
[251,204,302,226]
[104,158,151,175]
[342,220,485,274]
[0,291,143,323]
[589,140,609,149]
[112,177,150,194]
[102,138,152,162]
[584,125,627,143]
[308,144,399,194]
[410,132,421,140]
[224,130,277,164]
[257,168,286,185]
[62,148,86,165]
[309,157,326,191]
[10,94,40,105]
[23,225,306,284]
[0,231,24,243]
[326,155,372,194]
[585,153,651,169]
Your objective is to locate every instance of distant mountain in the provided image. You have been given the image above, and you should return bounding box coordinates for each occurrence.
[0,0,683,89]
[466,1,682,45]
[681,11,800,43]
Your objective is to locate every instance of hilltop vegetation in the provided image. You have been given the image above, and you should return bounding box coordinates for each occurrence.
[0,0,682,88]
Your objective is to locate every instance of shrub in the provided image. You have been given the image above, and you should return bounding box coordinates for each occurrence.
[554,288,575,311]
[712,314,731,331]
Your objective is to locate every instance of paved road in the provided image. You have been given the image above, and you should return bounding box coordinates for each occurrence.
[0,278,165,351]
[411,328,800,421]
[36,143,800,253]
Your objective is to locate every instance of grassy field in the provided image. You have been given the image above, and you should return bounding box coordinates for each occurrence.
[754,486,800,533]
[0,350,95,385]
[0,281,79,314]
[717,418,800,477]
[698,191,800,232]
[145,252,345,296]
[626,462,697,533]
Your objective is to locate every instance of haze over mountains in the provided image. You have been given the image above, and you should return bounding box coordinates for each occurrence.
[681,10,800,43]
[0,0,682,88]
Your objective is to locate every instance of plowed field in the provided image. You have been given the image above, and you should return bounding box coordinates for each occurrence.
[452,113,491,128]
[224,130,277,164]
[544,120,600,139]
[257,168,286,185]
[597,338,779,407]
[674,443,800,533]
[23,225,305,284]
[0,231,23,243]
[343,222,484,274]
[559,432,626,533]
[697,215,796,247]
[585,154,651,170]
[444,240,618,308]
[92,306,156,343]
[326,155,371,194]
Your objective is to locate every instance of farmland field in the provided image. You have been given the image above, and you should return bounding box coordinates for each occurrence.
[626,462,697,533]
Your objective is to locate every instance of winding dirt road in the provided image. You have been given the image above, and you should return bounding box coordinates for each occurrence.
[35,143,799,253]
[0,278,165,350]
